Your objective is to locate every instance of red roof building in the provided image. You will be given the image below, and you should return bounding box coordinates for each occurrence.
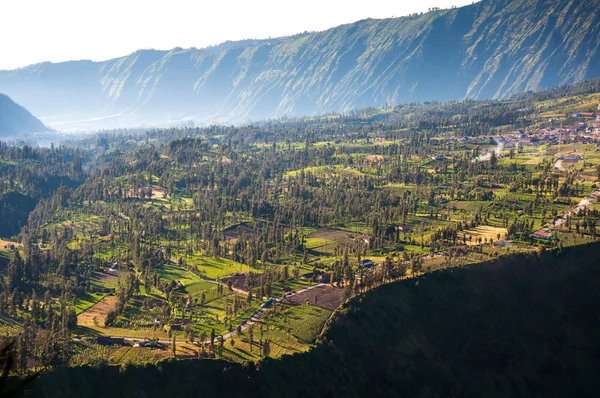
[531,231,553,240]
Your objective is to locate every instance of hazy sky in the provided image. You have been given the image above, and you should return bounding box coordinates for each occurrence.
[0,0,475,70]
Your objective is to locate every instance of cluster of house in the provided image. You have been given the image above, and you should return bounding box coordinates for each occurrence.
[571,111,596,119]
[572,104,600,135]
[490,123,600,149]
[300,271,332,284]
[557,153,583,161]
[452,104,600,149]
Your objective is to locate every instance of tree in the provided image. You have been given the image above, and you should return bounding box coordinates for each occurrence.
[490,150,497,169]
[248,326,254,353]
[262,339,271,357]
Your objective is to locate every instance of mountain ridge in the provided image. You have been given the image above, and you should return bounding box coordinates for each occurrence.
[1,0,599,130]
[0,93,50,137]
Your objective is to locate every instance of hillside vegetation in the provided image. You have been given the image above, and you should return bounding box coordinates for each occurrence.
[2,78,600,396]
[30,242,600,397]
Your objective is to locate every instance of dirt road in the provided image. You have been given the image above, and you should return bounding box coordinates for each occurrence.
[537,187,600,233]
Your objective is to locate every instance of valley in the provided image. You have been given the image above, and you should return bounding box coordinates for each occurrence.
[2,80,600,377]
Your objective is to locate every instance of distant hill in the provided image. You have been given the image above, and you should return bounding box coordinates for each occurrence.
[1,0,599,130]
[0,93,49,136]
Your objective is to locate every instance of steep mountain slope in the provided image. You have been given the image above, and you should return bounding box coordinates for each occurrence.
[0,93,49,136]
[1,0,599,130]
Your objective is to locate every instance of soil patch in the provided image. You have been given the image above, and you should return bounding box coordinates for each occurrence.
[288,285,346,311]
[78,295,118,327]
[458,226,508,245]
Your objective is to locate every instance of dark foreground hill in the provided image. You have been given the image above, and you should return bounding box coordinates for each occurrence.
[0,94,49,137]
[28,242,600,397]
[1,0,599,129]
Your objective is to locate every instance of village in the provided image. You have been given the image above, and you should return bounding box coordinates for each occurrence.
[442,101,600,156]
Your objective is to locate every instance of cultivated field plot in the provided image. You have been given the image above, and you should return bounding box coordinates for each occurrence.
[0,250,11,270]
[271,279,315,297]
[223,222,262,243]
[458,226,508,245]
[268,338,309,358]
[523,157,543,165]
[77,295,118,327]
[221,273,250,291]
[185,254,260,279]
[285,165,364,179]
[90,269,130,288]
[75,269,134,313]
[221,330,308,362]
[108,344,193,365]
[0,315,22,335]
[560,160,581,170]
[447,200,490,212]
[364,154,384,162]
[224,221,290,244]
[305,228,361,254]
[178,279,219,299]
[127,186,169,200]
[155,263,205,286]
[272,304,332,343]
[287,285,346,310]
[0,238,20,249]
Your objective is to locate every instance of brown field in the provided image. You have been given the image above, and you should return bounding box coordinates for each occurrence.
[221,273,249,291]
[224,221,290,244]
[523,157,543,165]
[580,171,598,182]
[0,238,20,249]
[127,186,168,200]
[224,222,260,243]
[78,295,118,327]
[458,226,508,245]
[365,154,384,162]
[90,269,131,288]
[305,228,362,255]
[288,285,346,310]
[307,228,359,243]
[561,160,580,169]
[448,201,472,210]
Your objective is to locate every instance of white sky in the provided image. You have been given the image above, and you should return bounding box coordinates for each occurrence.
[0,0,475,70]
